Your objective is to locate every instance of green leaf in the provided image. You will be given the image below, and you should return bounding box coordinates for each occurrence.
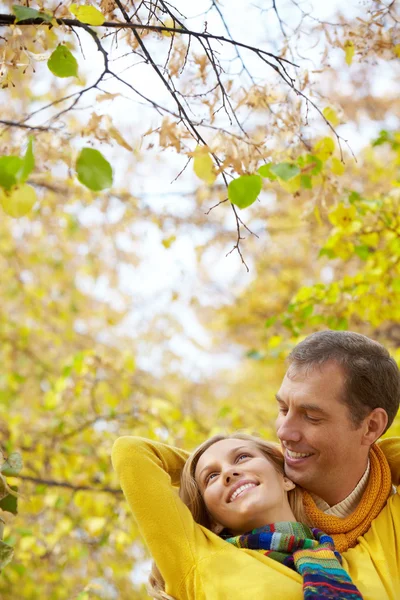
[319,247,336,259]
[0,540,13,571]
[0,138,34,192]
[76,148,113,191]
[0,184,37,218]
[264,316,277,328]
[0,488,18,515]
[297,154,323,175]
[47,45,78,78]
[246,349,264,360]
[354,245,370,261]
[0,157,23,191]
[300,175,312,189]
[1,453,23,476]
[228,174,262,209]
[19,137,34,183]
[12,5,52,22]
[301,304,314,319]
[269,163,300,181]
[349,191,361,204]
[258,163,277,180]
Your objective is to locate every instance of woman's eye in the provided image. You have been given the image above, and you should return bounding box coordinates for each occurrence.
[237,453,250,461]
[207,472,218,483]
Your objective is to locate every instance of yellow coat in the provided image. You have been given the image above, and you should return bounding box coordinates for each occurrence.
[111,436,400,600]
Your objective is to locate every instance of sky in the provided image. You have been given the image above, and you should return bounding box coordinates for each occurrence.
[7,0,397,380]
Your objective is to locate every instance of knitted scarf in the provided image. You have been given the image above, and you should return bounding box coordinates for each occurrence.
[303,443,392,552]
[225,522,363,600]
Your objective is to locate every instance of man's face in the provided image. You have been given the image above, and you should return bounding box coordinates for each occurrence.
[275,361,369,505]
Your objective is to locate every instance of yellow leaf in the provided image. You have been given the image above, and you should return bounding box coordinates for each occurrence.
[193,147,217,185]
[344,40,355,66]
[313,137,335,161]
[322,107,339,127]
[328,203,357,230]
[331,157,345,176]
[70,4,105,26]
[162,17,176,37]
[109,126,133,152]
[279,174,301,193]
[314,206,322,225]
[394,45,400,58]
[162,235,176,248]
[96,92,121,102]
[0,184,37,218]
[267,335,282,349]
[85,517,106,536]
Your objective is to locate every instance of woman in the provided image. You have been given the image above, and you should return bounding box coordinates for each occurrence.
[112,433,372,599]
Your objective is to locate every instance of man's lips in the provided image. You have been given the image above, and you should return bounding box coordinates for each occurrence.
[284,448,314,464]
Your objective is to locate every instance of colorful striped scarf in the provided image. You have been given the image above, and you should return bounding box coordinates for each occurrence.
[225,522,363,599]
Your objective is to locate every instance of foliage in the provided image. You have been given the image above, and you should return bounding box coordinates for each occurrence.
[0,0,399,597]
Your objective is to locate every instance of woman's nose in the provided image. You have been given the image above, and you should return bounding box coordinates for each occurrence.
[224,470,240,484]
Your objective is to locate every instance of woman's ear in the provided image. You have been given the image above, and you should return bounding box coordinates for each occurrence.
[211,522,224,534]
[283,477,296,491]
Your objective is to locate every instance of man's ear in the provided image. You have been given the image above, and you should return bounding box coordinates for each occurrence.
[361,408,388,446]
[283,477,296,491]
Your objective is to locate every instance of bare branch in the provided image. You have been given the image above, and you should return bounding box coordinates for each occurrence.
[16,474,123,495]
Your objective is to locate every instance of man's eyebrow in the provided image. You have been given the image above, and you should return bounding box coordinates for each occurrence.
[275,395,329,416]
[198,445,250,480]
[299,403,329,415]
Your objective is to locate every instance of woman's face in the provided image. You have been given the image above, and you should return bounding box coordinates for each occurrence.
[194,439,295,535]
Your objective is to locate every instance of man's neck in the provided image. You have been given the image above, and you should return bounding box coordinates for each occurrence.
[312,460,370,511]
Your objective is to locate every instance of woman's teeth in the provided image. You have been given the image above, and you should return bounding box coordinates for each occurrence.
[229,483,257,502]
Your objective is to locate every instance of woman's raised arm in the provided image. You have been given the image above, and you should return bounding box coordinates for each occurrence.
[111,436,202,597]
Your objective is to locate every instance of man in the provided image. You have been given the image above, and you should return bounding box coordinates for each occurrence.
[276,329,400,546]
[113,329,400,599]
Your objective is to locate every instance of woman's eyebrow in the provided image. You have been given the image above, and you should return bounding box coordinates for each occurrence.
[198,445,250,480]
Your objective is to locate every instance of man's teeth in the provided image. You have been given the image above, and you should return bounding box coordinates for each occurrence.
[286,449,312,459]
[229,483,257,502]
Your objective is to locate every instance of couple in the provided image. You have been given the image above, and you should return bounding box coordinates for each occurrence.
[112,331,400,599]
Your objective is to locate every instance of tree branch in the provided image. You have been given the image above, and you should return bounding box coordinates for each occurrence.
[16,474,123,495]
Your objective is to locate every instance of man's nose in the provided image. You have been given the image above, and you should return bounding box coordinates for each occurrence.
[276,413,302,443]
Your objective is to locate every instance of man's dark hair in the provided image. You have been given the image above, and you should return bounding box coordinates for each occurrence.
[288,330,400,432]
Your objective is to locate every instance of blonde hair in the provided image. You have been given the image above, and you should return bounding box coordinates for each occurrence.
[147,432,309,599]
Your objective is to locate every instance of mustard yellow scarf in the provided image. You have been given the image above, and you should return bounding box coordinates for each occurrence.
[302,444,392,552]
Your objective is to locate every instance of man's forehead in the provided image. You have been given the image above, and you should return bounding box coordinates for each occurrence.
[277,361,347,404]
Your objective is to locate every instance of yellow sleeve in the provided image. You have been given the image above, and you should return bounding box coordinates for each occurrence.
[111,436,203,596]
[377,437,400,485]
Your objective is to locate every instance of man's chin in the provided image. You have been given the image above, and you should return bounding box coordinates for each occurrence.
[284,460,314,486]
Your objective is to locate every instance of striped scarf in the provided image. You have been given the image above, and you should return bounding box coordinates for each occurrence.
[225,522,363,600]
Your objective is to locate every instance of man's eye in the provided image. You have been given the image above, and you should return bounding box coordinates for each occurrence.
[279,407,288,415]
[305,415,321,423]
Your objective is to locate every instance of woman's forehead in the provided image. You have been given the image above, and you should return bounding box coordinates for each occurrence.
[195,438,257,478]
